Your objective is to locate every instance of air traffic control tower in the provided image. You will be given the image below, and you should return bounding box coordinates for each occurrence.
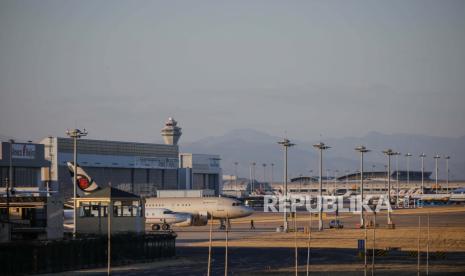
[161,117,182,146]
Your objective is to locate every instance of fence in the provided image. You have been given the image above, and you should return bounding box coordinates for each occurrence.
[0,232,176,275]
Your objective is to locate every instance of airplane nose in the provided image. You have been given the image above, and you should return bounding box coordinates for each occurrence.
[243,206,254,216]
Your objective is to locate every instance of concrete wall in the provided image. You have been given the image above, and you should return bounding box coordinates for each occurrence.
[46,196,64,240]
[76,215,144,234]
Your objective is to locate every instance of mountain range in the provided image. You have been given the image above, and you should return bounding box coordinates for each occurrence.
[181,129,465,181]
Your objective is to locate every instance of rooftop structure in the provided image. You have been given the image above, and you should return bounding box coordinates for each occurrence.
[337,171,432,181]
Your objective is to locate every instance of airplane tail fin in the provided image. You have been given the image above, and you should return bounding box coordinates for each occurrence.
[67,162,100,196]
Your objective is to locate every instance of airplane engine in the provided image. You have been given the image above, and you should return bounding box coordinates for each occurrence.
[173,214,193,227]
[191,211,209,226]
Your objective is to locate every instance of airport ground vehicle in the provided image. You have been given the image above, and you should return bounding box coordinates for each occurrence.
[329,219,344,229]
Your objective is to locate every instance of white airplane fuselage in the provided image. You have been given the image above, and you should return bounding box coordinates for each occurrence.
[145,197,253,220]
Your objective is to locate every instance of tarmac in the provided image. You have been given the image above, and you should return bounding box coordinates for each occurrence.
[53,205,465,275]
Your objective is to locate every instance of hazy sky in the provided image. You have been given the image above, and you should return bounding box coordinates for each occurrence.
[1,0,464,143]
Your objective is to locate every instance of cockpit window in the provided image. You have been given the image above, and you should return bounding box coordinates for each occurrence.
[232,202,242,206]
[163,210,173,214]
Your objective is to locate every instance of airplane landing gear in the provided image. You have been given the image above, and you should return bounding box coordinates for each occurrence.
[151,224,170,231]
[219,219,226,230]
[161,223,170,231]
[219,218,231,230]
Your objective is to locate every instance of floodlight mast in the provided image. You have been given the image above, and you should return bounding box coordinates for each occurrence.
[395,152,401,205]
[355,146,370,228]
[313,142,330,231]
[444,156,450,193]
[234,162,239,197]
[277,138,295,232]
[262,163,267,192]
[66,128,88,238]
[382,149,396,226]
[433,155,440,194]
[405,153,412,186]
[420,153,426,194]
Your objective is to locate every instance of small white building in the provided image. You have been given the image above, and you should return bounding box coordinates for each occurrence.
[76,187,144,235]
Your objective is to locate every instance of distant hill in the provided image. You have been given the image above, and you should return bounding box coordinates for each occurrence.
[181,129,465,181]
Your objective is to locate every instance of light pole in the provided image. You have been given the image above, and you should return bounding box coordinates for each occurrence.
[433,155,440,194]
[249,162,256,194]
[252,162,256,193]
[66,128,88,238]
[262,163,267,192]
[405,153,412,186]
[249,163,252,194]
[270,163,274,189]
[395,152,401,204]
[345,169,349,188]
[7,139,14,241]
[355,146,370,228]
[384,165,388,191]
[334,169,339,222]
[234,162,239,197]
[420,153,426,194]
[382,149,396,225]
[333,170,339,195]
[444,156,450,193]
[309,170,314,194]
[278,138,295,232]
[313,142,330,231]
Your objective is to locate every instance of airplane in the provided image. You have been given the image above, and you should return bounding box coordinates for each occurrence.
[67,163,253,231]
[145,196,254,230]
[449,188,465,202]
[410,192,450,202]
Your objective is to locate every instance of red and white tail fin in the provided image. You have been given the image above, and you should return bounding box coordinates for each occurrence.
[67,162,100,196]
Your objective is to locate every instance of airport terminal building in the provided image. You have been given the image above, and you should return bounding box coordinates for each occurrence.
[41,137,179,198]
[0,141,63,242]
[0,141,49,190]
[40,118,223,198]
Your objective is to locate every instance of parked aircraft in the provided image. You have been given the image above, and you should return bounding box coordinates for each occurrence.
[67,163,253,230]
